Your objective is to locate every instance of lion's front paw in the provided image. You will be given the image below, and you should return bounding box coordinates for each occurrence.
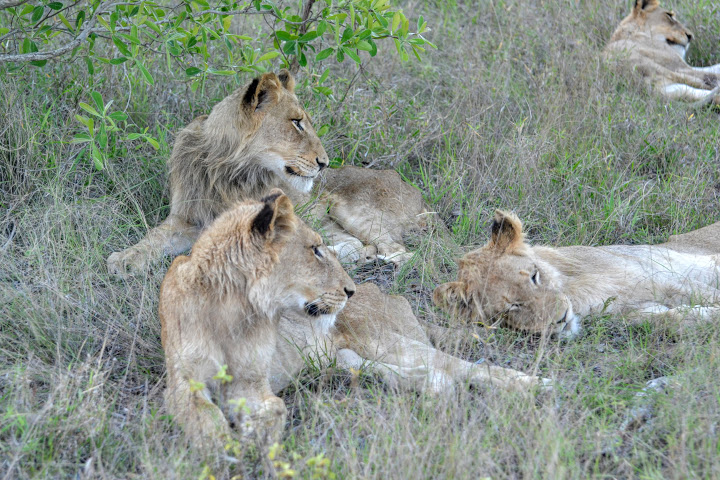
[107,247,150,278]
[376,250,414,267]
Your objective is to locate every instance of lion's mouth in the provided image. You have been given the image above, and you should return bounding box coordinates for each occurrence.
[304,301,334,317]
[285,166,317,179]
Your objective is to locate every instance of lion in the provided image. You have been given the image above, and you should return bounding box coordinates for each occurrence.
[108,70,427,277]
[160,192,547,445]
[433,210,720,338]
[604,0,720,104]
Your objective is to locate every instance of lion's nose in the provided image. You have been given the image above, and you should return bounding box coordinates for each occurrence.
[316,157,328,170]
[344,287,355,299]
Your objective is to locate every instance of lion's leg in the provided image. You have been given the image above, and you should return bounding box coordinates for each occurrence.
[328,205,412,266]
[107,214,201,277]
[662,84,719,103]
[319,218,377,263]
[348,333,548,393]
[165,369,232,447]
[224,378,287,444]
[693,64,720,75]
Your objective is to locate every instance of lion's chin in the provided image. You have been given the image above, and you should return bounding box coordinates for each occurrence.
[284,173,315,193]
[314,314,337,334]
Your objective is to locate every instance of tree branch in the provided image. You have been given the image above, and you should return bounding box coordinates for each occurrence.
[0,0,29,10]
[289,0,315,74]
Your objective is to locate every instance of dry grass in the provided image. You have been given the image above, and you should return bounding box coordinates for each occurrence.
[2,0,720,478]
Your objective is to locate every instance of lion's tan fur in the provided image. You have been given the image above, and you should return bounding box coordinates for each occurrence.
[434,210,720,338]
[159,190,356,444]
[107,71,428,277]
[160,194,546,445]
[604,0,720,104]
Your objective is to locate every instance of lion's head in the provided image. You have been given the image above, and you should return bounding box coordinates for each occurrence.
[611,0,693,59]
[187,188,355,331]
[169,71,329,223]
[433,211,578,338]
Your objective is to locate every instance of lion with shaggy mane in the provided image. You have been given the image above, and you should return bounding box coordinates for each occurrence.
[604,0,720,104]
[434,210,720,338]
[160,192,547,444]
[108,70,426,276]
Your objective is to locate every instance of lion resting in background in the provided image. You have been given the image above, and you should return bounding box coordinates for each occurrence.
[160,192,547,445]
[604,0,720,104]
[434,210,720,338]
[108,70,427,277]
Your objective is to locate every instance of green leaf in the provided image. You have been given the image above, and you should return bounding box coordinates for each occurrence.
[313,86,332,96]
[112,36,131,56]
[146,137,160,149]
[135,61,154,85]
[48,2,62,10]
[341,27,353,43]
[119,33,141,45]
[144,19,161,34]
[0,28,9,36]
[75,10,85,29]
[108,111,127,122]
[257,51,280,62]
[208,68,235,75]
[31,5,44,23]
[317,20,327,36]
[298,30,318,42]
[90,92,103,112]
[343,47,361,64]
[316,48,333,61]
[91,143,104,170]
[317,125,329,137]
[355,40,372,52]
[282,40,296,55]
[71,133,92,143]
[318,67,329,84]
[109,57,128,65]
[79,102,100,117]
[57,13,72,31]
[30,59,47,67]
[126,133,142,140]
[185,66,202,76]
[391,12,401,32]
[336,48,344,63]
[275,31,296,41]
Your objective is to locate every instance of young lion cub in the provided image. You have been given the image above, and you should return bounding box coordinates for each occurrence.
[159,189,356,443]
[160,192,547,445]
[604,0,720,104]
[434,210,720,338]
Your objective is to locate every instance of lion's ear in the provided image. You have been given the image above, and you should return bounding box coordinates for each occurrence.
[242,73,283,112]
[277,69,295,93]
[488,210,524,253]
[634,0,659,14]
[251,188,297,243]
[433,281,467,311]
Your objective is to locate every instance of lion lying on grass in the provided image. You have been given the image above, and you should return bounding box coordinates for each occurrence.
[108,70,427,277]
[604,0,720,104]
[434,210,720,338]
[160,192,547,445]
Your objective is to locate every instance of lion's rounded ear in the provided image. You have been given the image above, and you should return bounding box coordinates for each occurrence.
[251,188,298,242]
[433,282,467,311]
[634,0,659,14]
[242,73,283,112]
[277,69,295,93]
[488,210,524,253]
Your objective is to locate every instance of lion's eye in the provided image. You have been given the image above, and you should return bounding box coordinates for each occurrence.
[312,245,323,258]
[531,270,540,285]
[292,119,304,131]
